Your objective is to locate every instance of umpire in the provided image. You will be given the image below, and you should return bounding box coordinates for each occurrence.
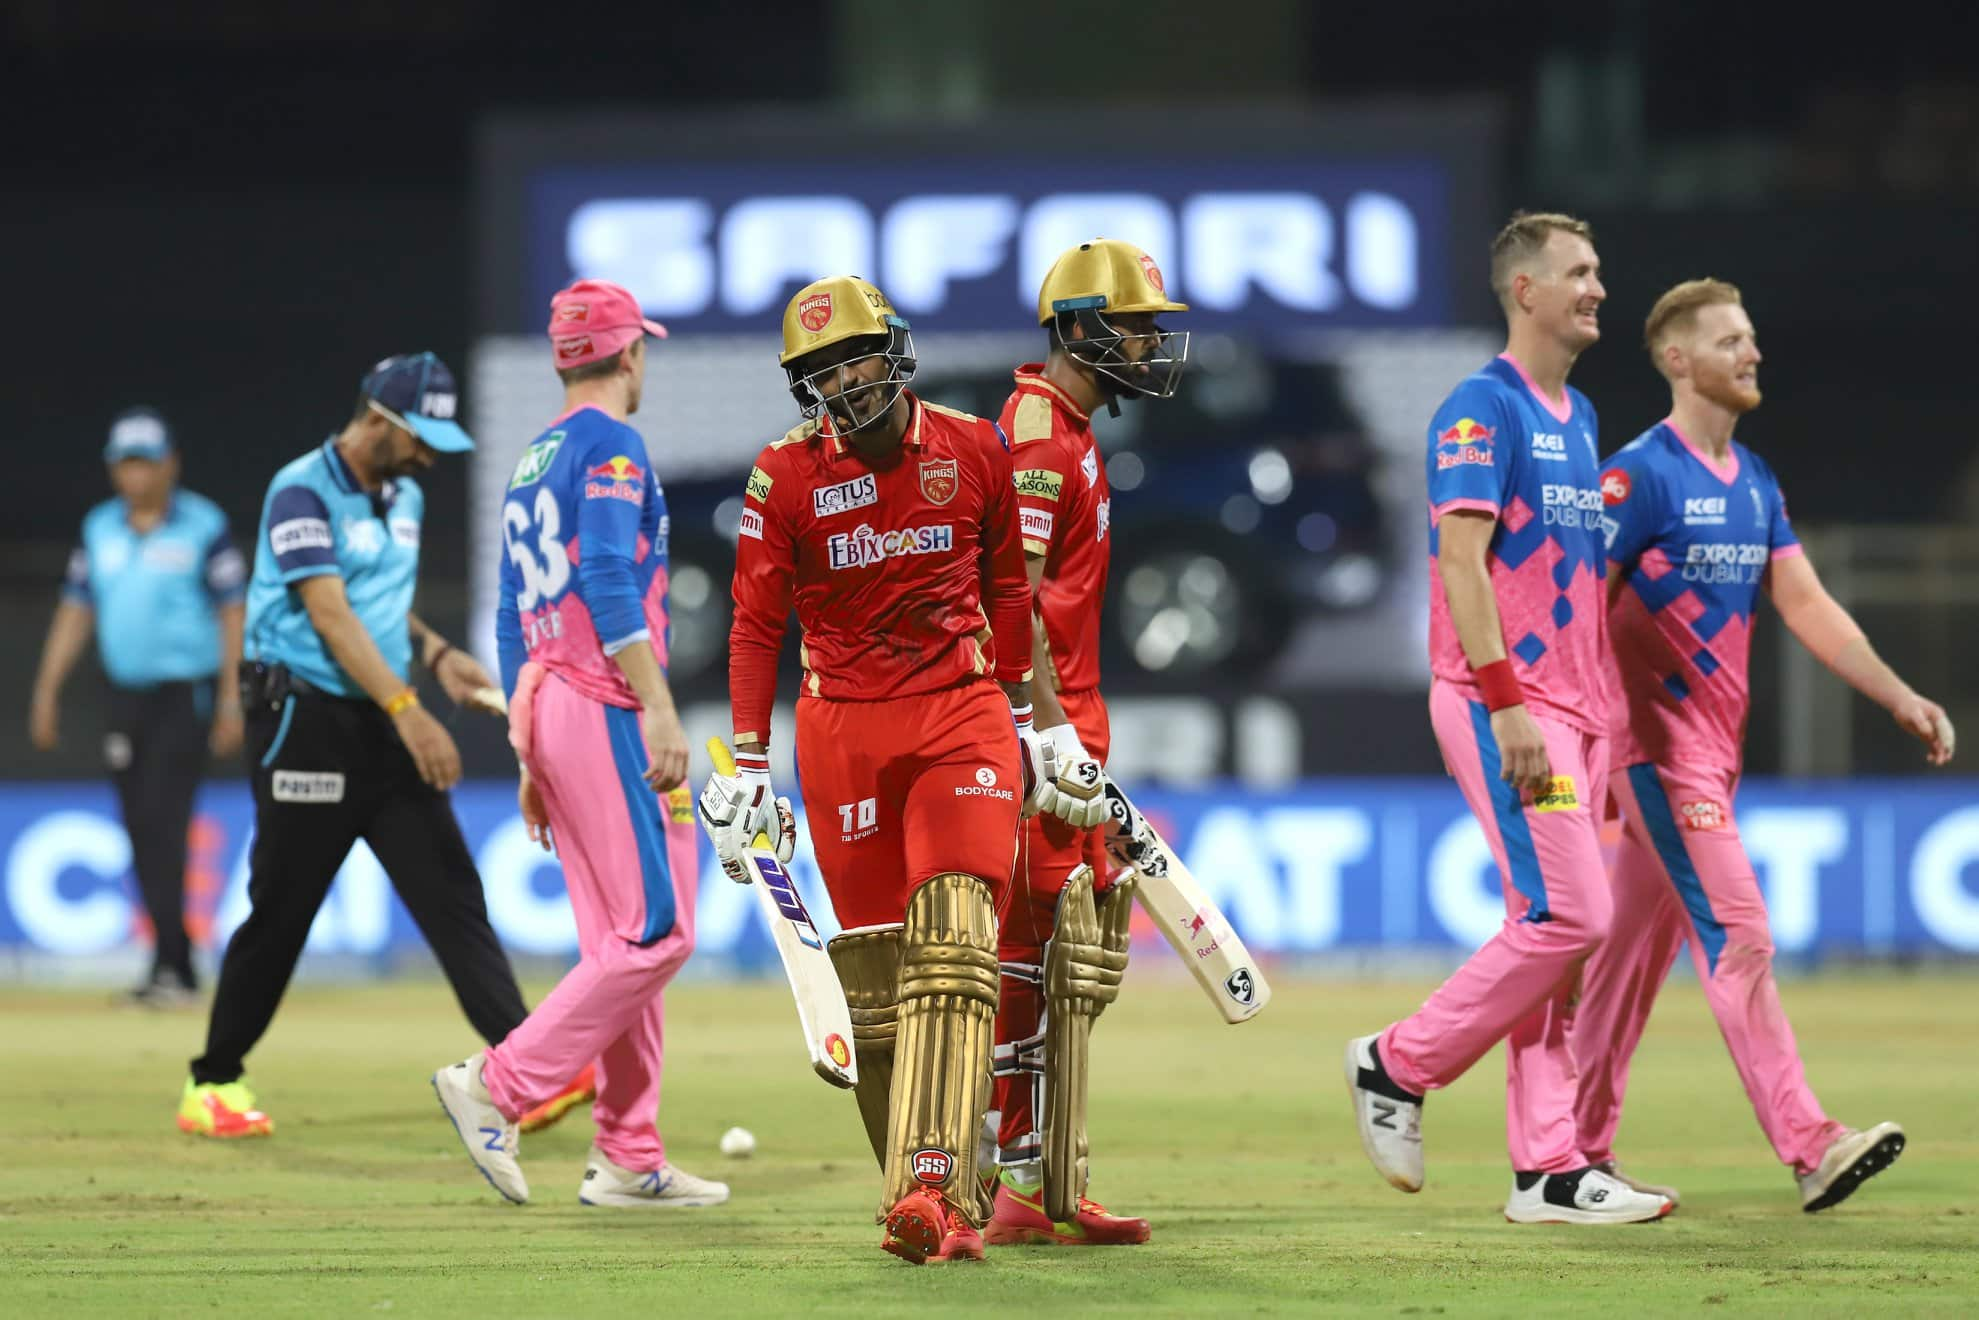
[30,408,247,1006]
[178,352,529,1139]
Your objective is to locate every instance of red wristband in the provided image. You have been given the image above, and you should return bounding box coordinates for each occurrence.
[1473,659,1525,712]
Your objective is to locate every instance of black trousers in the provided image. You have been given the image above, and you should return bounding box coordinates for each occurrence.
[191,677,528,1084]
[106,680,209,984]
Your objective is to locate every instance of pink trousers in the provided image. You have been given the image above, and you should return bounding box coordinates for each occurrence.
[1570,760,1844,1175]
[481,666,698,1171]
[1380,681,1613,1173]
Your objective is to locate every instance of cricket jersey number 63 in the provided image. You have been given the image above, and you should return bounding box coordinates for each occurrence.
[503,488,570,610]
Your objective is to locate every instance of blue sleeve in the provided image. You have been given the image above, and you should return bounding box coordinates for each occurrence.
[203,523,248,604]
[62,543,91,604]
[1599,448,1661,568]
[574,430,649,654]
[1426,383,1513,519]
[1761,458,1800,556]
[496,555,525,699]
[265,486,340,582]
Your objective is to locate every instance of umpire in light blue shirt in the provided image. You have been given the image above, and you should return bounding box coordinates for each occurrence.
[181,353,533,1134]
[30,408,247,1005]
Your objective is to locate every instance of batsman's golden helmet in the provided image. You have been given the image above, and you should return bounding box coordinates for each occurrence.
[778,276,918,434]
[1037,239,1190,401]
[1035,238,1188,326]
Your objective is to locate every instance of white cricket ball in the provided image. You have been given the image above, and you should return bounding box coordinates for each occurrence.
[719,1125,756,1158]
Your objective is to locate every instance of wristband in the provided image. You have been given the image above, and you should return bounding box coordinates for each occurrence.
[424,641,453,673]
[1009,701,1035,731]
[383,688,420,716]
[1473,659,1525,713]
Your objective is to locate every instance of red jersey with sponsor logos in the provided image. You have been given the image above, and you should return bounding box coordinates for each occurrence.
[997,367,1109,695]
[727,392,1033,747]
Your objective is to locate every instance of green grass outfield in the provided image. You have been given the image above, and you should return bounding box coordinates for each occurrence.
[3,969,1975,1317]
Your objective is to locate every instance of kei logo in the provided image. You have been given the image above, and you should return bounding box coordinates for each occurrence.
[919,457,958,506]
[1138,252,1166,292]
[798,292,834,332]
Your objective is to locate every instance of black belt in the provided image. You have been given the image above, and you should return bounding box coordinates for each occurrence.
[239,660,357,711]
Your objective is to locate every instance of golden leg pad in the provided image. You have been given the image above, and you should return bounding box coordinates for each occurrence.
[884,873,1000,1229]
[1042,865,1129,1221]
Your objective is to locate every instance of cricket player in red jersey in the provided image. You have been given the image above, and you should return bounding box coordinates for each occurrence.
[983,239,1189,1246]
[698,275,1065,1265]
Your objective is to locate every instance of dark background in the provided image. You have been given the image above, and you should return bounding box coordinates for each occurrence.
[8,0,1977,776]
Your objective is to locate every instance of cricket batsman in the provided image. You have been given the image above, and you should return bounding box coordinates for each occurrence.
[1344,212,1672,1223]
[696,275,1063,1264]
[1569,278,1949,1212]
[433,279,727,1209]
[981,238,1189,1246]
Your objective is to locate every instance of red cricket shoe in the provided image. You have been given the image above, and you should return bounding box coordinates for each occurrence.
[931,1216,986,1264]
[983,1177,1151,1246]
[519,1064,596,1135]
[881,1188,954,1265]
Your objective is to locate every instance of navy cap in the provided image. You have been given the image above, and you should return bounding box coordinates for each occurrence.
[360,352,474,453]
[104,407,174,462]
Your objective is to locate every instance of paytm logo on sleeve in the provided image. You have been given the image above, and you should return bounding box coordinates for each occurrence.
[534,159,1450,332]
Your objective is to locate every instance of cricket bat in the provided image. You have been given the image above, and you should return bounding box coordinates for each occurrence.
[706,738,858,1088]
[1110,784,1271,1024]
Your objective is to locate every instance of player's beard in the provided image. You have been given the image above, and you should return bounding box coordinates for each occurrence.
[1697,367,1762,415]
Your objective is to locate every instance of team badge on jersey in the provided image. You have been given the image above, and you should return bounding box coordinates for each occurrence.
[798,292,834,332]
[919,457,958,506]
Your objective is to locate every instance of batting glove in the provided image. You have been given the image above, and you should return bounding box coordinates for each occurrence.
[1035,723,1110,829]
[696,749,795,882]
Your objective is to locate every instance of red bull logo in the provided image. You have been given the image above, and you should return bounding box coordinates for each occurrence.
[1437,417,1494,447]
[583,455,645,503]
[1435,417,1495,471]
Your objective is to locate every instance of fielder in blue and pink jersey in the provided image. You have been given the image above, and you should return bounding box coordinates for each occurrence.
[433,279,726,1209]
[1347,213,1672,1225]
[1570,279,1949,1212]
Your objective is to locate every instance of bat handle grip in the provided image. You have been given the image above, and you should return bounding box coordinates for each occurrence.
[706,737,776,851]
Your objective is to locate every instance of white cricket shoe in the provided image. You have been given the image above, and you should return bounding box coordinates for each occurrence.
[1343,1033,1424,1192]
[1799,1122,1905,1213]
[579,1148,730,1208]
[431,1052,527,1205]
[1594,1157,1681,1207]
[1504,1167,1673,1224]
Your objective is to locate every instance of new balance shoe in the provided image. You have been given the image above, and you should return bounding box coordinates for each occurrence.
[1344,1033,1424,1192]
[176,1078,273,1138]
[982,1175,1150,1246]
[1503,1166,1673,1224]
[519,1063,597,1135]
[431,1052,527,1204]
[1594,1158,1681,1207]
[1799,1122,1905,1213]
[578,1149,729,1208]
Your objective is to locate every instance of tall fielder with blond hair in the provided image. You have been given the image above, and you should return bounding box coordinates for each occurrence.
[1343,212,1673,1224]
[697,276,1075,1264]
[982,238,1188,1246]
[1568,278,1950,1213]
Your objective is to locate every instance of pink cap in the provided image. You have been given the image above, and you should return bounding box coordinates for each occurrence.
[547,279,668,368]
